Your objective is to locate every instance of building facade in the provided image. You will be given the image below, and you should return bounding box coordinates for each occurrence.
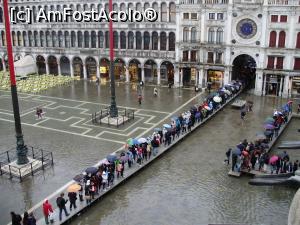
[0,0,299,97]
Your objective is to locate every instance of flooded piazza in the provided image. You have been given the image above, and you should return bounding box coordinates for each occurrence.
[0,82,299,225]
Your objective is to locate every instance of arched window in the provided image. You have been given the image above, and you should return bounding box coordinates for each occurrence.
[160,32,167,50]
[28,31,33,47]
[128,31,134,49]
[296,32,300,49]
[1,31,6,46]
[120,31,126,49]
[136,31,142,49]
[91,31,96,48]
[105,31,109,48]
[40,31,44,47]
[23,31,28,47]
[183,27,189,42]
[52,31,57,47]
[278,31,286,48]
[32,6,36,23]
[113,31,118,48]
[120,3,126,11]
[34,31,38,47]
[78,31,83,48]
[84,31,89,48]
[144,2,150,11]
[98,31,103,48]
[144,32,150,50]
[152,32,158,50]
[208,28,215,43]
[58,31,63,47]
[152,3,159,21]
[17,31,22,46]
[269,31,277,47]
[0,7,3,23]
[46,31,51,47]
[12,31,16,46]
[216,27,223,44]
[161,2,167,22]
[169,2,176,22]
[71,31,76,47]
[65,31,69,48]
[191,27,197,42]
[169,32,175,51]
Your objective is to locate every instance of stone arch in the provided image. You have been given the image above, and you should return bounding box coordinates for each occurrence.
[100,58,110,80]
[160,61,174,84]
[129,59,141,82]
[36,55,46,75]
[60,56,70,76]
[144,59,157,83]
[72,56,83,78]
[48,55,58,75]
[114,58,126,80]
[85,56,97,79]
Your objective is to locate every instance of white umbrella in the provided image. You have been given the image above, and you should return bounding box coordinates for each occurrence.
[213,96,222,103]
[138,137,147,144]
[224,90,231,95]
[204,106,211,110]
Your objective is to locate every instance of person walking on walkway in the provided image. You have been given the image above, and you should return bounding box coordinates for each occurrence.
[224,148,231,165]
[138,94,142,105]
[11,212,22,225]
[42,199,53,224]
[68,192,77,211]
[56,193,69,221]
[22,212,29,225]
[28,212,36,225]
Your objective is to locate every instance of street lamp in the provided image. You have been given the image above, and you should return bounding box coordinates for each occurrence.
[108,0,118,117]
[3,0,28,164]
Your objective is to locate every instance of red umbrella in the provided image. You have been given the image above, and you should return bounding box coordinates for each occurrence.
[269,155,279,164]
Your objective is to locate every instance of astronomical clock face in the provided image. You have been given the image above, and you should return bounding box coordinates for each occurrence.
[236,19,257,39]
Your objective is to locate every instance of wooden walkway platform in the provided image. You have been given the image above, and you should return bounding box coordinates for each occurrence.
[8,90,242,225]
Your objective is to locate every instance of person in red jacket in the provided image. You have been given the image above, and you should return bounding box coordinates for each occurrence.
[42,199,53,224]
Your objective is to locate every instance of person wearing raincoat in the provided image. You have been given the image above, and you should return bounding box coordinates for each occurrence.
[42,199,53,224]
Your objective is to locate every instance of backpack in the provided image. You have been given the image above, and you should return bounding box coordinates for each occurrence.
[56,197,62,208]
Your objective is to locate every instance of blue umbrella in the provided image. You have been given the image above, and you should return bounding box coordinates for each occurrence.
[232,148,241,156]
[107,154,117,162]
[171,116,178,121]
[154,128,162,132]
[163,124,171,129]
[85,167,98,175]
[132,138,139,145]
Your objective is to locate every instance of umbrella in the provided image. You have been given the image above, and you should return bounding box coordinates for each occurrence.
[73,174,84,183]
[213,96,222,103]
[264,124,275,130]
[264,130,273,136]
[107,154,117,162]
[232,148,241,156]
[288,100,293,104]
[171,116,178,121]
[163,124,171,129]
[256,134,266,140]
[138,137,147,144]
[67,183,81,192]
[204,106,211,110]
[120,155,128,162]
[85,167,98,175]
[264,117,275,124]
[154,127,162,132]
[127,138,134,146]
[269,155,279,164]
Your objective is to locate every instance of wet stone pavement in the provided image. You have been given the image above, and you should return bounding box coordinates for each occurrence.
[0,81,299,225]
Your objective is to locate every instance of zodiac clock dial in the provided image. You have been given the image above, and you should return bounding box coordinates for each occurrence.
[236,19,257,39]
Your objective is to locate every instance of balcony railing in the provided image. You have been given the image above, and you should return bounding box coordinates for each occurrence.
[268,0,300,5]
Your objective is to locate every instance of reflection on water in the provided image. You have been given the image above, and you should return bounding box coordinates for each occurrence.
[72,94,299,225]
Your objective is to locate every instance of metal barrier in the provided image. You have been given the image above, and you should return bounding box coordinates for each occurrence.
[92,108,135,127]
[0,146,54,181]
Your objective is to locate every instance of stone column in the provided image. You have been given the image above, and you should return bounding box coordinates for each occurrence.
[141,67,145,82]
[133,35,136,49]
[157,67,161,85]
[45,62,49,75]
[174,67,180,87]
[83,63,87,79]
[126,66,130,82]
[254,70,263,96]
[70,62,74,77]
[199,68,204,87]
[180,69,183,87]
[58,62,61,75]
[279,75,283,97]
[158,36,160,50]
[2,60,6,72]
[224,67,230,85]
[282,75,291,98]
[166,35,169,51]
[288,12,296,49]
[96,62,100,78]
[262,73,267,96]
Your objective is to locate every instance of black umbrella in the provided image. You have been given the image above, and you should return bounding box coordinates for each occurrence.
[107,154,117,162]
[73,174,84,183]
[85,167,98,175]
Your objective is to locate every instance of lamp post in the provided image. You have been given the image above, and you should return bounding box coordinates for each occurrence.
[108,0,118,117]
[3,0,28,164]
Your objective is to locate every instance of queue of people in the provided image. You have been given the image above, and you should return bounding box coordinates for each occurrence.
[229,100,296,174]
[13,81,243,224]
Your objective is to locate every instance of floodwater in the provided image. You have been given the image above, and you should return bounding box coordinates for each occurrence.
[71,94,300,225]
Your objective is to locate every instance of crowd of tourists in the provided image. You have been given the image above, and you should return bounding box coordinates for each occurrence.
[229,100,298,174]
[11,81,243,225]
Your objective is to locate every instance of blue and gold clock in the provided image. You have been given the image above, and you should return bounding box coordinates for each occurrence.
[236,19,257,39]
